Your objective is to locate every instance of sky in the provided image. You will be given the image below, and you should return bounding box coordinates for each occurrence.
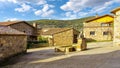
[0,0,120,22]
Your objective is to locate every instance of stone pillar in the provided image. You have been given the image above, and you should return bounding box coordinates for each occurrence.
[113,15,120,45]
[33,22,38,28]
[113,11,120,46]
[65,47,69,54]
[48,38,54,46]
[81,38,87,51]
[76,38,82,51]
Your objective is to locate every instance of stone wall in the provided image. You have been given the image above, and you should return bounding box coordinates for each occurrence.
[84,21,113,27]
[53,29,80,46]
[40,28,79,46]
[84,22,102,27]
[83,27,113,41]
[83,16,113,41]
[10,22,37,41]
[0,35,27,61]
[53,29,73,46]
[113,10,120,46]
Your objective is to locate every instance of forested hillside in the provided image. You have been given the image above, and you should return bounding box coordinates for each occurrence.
[28,16,94,31]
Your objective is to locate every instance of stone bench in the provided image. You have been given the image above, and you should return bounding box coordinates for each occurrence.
[55,45,80,54]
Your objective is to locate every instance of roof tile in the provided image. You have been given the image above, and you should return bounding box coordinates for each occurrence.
[40,28,72,35]
[0,26,26,35]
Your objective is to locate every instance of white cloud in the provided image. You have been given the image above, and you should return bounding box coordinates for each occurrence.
[35,9,54,17]
[0,0,55,17]
[78,12,88,17]
[35,4,55,17]
[5,18,20,21]
[60,0,84,13]
[37,0,47,5]
[11,0,55,16]
[65,12,76,18]
[89,0,119,14]
[60,0,120,19]
[63,11,88,19]
[0,0,6,2]
[0,0,18,3]
[35,10,42,15]
[8,0,18,3]
[60,0,115,13]
[42,10,54,17]
[42,4,54,12]
[42,4,49,12]
[15,3,31,12]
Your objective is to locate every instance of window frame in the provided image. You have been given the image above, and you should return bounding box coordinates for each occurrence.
[103,31,109,35]
[90,31,95,35]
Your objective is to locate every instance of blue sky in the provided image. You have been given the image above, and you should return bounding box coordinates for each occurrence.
[0,0,120,22]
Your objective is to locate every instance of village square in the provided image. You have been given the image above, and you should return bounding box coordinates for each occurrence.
[0,1,120,68]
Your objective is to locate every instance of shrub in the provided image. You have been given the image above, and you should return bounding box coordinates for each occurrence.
[37,36,48,42]
[27,36,49,49]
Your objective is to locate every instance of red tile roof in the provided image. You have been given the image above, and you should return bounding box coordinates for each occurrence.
[0,26,26,35]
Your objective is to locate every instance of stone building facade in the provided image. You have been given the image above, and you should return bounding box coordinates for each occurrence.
[39,28,80,46]
[111,7,120,46]
[0,21,37,41]
[0,26,27,62]
[83,14,114,41]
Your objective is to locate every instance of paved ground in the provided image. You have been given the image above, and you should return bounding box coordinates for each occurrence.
[1,41,120,68]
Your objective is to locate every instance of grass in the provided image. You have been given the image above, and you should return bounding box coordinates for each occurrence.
[27,41,49,49]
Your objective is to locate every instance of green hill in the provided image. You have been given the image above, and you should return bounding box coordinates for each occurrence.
[28,16,94,31]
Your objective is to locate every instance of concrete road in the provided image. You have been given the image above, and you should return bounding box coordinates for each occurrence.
[1,41,120,68]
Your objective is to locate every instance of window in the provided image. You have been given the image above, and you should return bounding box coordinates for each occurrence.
[103,31,109,35]
[90,31,95,35]
[73,35,78,43]
[23,31,26,33]
[0,44,3,47]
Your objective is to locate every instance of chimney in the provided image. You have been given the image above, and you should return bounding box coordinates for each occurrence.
[33,22,37,28]
[95,13,98,18]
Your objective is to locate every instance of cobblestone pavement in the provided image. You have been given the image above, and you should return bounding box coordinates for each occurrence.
[1,41,120,68]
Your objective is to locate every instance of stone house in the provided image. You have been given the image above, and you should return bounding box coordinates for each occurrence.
[0,21,37,41]
[0,26,27,62]
[111,7,120,46]
[83,14,114,41]
[39,28,80,46]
